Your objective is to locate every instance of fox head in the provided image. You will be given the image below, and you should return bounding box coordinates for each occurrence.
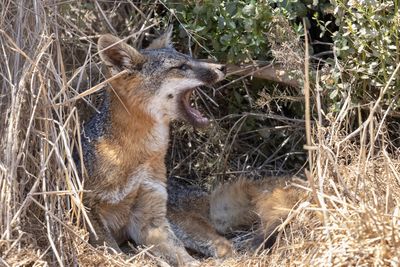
[97,28,226,128]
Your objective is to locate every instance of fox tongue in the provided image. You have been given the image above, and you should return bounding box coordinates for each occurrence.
[182,89,209,127]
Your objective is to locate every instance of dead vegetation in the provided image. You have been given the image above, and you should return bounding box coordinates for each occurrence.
[1,1,399,267]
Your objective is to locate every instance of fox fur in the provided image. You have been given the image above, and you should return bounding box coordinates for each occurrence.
[167,176,307,254]
[81,28,225,266]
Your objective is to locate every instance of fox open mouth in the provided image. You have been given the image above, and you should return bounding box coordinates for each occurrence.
[179,89,209,128]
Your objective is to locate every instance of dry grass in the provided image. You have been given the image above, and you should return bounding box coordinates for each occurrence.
[1,1,399,267]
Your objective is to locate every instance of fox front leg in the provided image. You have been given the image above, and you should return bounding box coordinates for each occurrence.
[88,206,122,253]
[128,180,198,267]
[169,208,233,258]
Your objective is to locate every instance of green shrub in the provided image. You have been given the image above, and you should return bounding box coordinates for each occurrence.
[323,1,400,111]
[168,1,273,63]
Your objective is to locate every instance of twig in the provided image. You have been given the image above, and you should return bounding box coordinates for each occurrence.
[303,19,319,208]
[94,1,118,36]
[226,63,300,88]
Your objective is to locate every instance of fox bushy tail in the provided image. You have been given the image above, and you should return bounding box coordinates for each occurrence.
[209,177,306,247]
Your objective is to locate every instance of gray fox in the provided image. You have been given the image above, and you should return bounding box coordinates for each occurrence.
[80,27,225,266]
[80,27,306,266]
[167,176,307,256]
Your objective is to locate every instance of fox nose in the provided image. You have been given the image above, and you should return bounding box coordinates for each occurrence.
[218,65,227,74]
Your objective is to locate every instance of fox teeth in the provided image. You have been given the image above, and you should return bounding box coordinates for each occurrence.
[184,90,191,102]
[180,88,209,127]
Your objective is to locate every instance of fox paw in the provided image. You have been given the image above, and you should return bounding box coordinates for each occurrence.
[185,260,201,267]
[213,238,233,258]
[177,254,200,267]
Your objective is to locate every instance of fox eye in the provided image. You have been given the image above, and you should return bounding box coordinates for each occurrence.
[178,64,190,71]
[179,64,190,70]
[170,63,191,72]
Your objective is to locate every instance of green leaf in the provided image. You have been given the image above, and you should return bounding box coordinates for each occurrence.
[242,3,255,16]
[329,89,338,99]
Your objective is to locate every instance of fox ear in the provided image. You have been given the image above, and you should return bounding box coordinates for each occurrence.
[98,34,146,70]
[146,25,173,49]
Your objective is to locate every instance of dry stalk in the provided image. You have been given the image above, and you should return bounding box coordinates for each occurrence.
[302,19,319,209]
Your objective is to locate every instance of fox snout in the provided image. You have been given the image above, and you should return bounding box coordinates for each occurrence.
[209,63,226,81]
[195,62,226,85]
[174,61,225,128]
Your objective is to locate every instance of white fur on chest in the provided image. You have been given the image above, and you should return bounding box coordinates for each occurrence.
[147,121,169,151]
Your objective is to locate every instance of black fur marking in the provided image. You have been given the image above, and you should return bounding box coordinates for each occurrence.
[77,92,111,176]
[194,66,219,85]
[167,178,208,209]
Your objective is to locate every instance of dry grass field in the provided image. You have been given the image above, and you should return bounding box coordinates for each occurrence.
[1,1,399,266]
